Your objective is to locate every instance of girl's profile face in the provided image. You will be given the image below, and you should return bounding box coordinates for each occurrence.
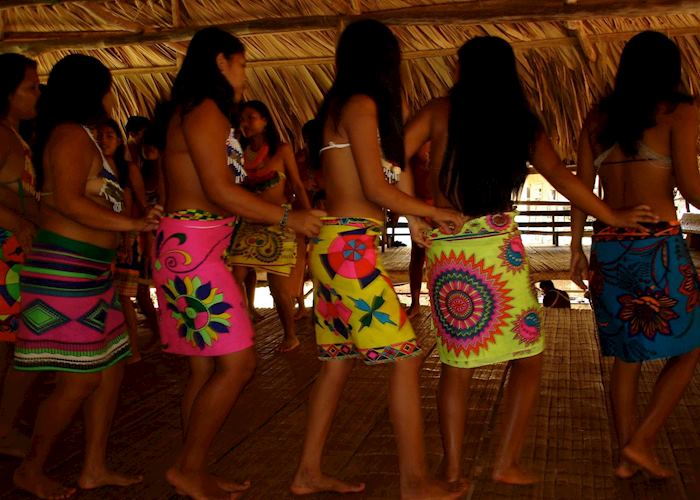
[9,67,41,121]
[97,125,121,157]
[239,107,267,139]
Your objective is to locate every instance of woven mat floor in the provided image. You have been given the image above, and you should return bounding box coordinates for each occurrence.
[1,308,699,499]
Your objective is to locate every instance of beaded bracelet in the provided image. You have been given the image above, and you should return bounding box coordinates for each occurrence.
[279,204,290,229]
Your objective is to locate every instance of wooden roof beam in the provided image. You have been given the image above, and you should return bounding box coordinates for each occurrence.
[3,0,699,54]
[565,21,597,62]
[0,0,105,9]
[38,24,700,79]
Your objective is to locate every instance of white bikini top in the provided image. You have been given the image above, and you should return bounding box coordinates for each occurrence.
[594,141,672,173]
[319,141,350,154]
[319,140,402,184]
[41,126,124,213]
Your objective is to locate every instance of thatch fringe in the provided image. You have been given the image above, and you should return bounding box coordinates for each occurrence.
[2,1,699,157]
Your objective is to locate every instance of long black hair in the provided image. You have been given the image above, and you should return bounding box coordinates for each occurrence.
[439,36,541,216]
[0,53,37,119]
[598,31,693,156]
[33,54,112,190]
[171,27,245,119]
[240,100,282,156]
[314,19,404,169]
[99,118,130,188]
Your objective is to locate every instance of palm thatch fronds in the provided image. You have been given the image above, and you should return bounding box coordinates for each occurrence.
[1,0,698,158]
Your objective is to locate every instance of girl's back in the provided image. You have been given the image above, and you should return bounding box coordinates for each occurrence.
[586,102,695,221]
[320,95,393,221]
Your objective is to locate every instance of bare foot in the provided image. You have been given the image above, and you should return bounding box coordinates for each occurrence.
[492,465,539,485]
[401,478,467,499]
[14,466,76,499]
[210,474,250,493]
[0,432,30,458]
[277,337,301,353]
[166,467,235,500]
[78,467,143,489]
[614,459,640,479]
[622,444,673,479]
[406,304,420,319]
[290,469,365,496]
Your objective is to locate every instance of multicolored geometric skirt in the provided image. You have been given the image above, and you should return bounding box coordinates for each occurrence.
[426,212,543,369]
[589,222,700,362]
[15,230,130,372]
[153,211,254,356]
[226,218,297,276]
[0,229,24,341]
[310,217,420,365]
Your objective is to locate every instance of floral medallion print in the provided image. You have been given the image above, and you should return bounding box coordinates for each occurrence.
[320,227,381,288]
[679,264,700,313]
[428,250,513,356]
[499,234,525,273]
[618,288,678,340]
[315,283,352,339]
[161,276,232,349]
[513,308,541,344]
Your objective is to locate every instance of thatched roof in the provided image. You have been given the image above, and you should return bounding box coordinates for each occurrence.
[1,0,699,159]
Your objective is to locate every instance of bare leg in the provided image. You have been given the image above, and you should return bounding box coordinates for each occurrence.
[235,267,261,322]
[268,273,299,352]
[166,348,256,499]
[622,348,700,478]
[292,236,309,319]
[492,354,543,485]
[290,359,365,495]
[78,361,142,489]
[609,359,641,478]
[0,344,37,458]
[14,371,101,499]
[390,355,465,499]
[437,363,473,485]
[407,245,425,319]
[136,284,159,338]
[181,357,215,436]
[121,296,141,363]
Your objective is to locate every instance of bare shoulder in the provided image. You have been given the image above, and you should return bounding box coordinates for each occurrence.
[338,95,380,139]
[49,123,92,151]
[0,125,13,144]
[430,97,450,125]
[342,94,378,118]
[430,96,450,112]
[186,99,226,124]
[278,142,293,154]
[183,99,229,138]
[670,100,699,124]
[584,105,603,129]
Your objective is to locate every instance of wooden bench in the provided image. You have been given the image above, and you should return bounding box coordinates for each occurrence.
[681,213,700,247]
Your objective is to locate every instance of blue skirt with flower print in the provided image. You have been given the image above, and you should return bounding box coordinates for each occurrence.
[589,221,700,362]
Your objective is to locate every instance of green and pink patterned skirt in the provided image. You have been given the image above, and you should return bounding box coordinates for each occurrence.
[15,230,130,372]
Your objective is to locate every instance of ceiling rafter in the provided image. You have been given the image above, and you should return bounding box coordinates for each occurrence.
[2,0,699,54]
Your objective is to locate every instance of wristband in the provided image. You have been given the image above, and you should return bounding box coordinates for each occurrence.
[279,204,290,229]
